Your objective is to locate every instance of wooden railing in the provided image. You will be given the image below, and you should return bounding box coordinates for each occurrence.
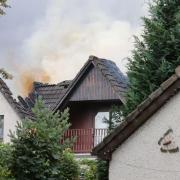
[63,128,108,153]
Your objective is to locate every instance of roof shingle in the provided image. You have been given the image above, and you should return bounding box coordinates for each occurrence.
[0,78,33,119]
[92,56,128,103]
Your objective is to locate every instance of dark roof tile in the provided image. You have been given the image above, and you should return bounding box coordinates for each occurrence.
[19,80,72,112]
[0,78,33,119]
[92,57,128,103]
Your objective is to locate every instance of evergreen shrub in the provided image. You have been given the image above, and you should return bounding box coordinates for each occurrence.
[9,98,78,180]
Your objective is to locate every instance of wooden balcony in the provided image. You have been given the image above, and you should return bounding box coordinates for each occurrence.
[63,128,108,153]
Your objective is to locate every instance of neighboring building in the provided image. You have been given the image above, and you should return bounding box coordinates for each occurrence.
[19,55,128,153]
[92,66,180,180]
[0,78,33,143]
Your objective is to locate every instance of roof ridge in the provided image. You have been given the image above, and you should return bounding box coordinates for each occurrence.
[88,55,99,61]
[88,55,116,65]
[33,82,57,89]
[33,80,72,90]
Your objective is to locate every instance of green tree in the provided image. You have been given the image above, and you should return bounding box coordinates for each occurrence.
[0,143,14,179]
[60,149,79,180]
[79,159,97,180]
[9,98,77,180]
[123,0,180,115]
[96,160,108,180]
[0,0,9,15]
[103,106,123,133]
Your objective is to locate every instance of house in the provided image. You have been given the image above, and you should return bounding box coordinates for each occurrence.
[18,55,128,153]
[0,78,33,143]
[92,66,180,180]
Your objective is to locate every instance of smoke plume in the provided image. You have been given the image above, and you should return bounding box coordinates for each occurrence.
[6,0,147,96]
[20,69,51,96]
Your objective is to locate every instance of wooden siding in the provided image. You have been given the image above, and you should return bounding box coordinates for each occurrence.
[69,66,120,101]
[69,103,96,129]
[69,101,120,129]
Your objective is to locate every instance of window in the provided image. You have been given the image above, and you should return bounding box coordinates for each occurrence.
[0,115,4,140]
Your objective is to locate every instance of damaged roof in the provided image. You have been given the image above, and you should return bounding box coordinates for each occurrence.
[0,56,128,120]
[0,78,33,119]
[17,80,72,112]
[19,56,128,112]
[92,66,180,160]
[30,80,71,111]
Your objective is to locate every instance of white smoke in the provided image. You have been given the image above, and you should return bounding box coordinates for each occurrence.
[21,0,143,84]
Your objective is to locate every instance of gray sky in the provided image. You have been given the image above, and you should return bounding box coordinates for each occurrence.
[0,0,148,96]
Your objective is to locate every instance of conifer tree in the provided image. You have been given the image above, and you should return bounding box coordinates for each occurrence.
[9,99,76,180]
[103,106,123,132]
[124,0,180,115]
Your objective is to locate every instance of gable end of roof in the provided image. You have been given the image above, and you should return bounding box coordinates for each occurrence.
[53,55,128,111]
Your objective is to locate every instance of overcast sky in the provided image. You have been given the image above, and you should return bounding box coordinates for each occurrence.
[0,0,148,96]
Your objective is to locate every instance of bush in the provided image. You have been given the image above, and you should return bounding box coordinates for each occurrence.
[96,160,108,180]
[0,143,14,179]
[79,159,108,180]
[79,159,97,180]
[9,98,78,180]
[59,149,79,180]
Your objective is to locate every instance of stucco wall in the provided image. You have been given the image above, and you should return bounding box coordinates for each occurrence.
[110,91,180,180]
[0,93,21,143]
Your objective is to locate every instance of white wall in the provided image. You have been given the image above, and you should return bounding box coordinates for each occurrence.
[110,92,180,180]
[0,93,21,143]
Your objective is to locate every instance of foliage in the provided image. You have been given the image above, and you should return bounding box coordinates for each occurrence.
[96,160,108,180]
[9,98,76,180]
[103,106,124,133]
[59,149,79,180]
[0,0,9,15]
[79,159,108,180]
[0,143,14,179]
[79,159,97,180]
[122,0,180,116]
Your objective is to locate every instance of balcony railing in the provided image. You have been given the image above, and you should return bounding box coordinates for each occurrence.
[63,128,108,153]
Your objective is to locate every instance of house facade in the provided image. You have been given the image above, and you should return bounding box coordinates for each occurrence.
[92,66,180,180]
[0,89,20,143]
[17,55,128,153]
[0,78,28,142]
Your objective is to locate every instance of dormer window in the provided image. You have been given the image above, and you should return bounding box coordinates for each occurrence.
[0,115,4,140]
